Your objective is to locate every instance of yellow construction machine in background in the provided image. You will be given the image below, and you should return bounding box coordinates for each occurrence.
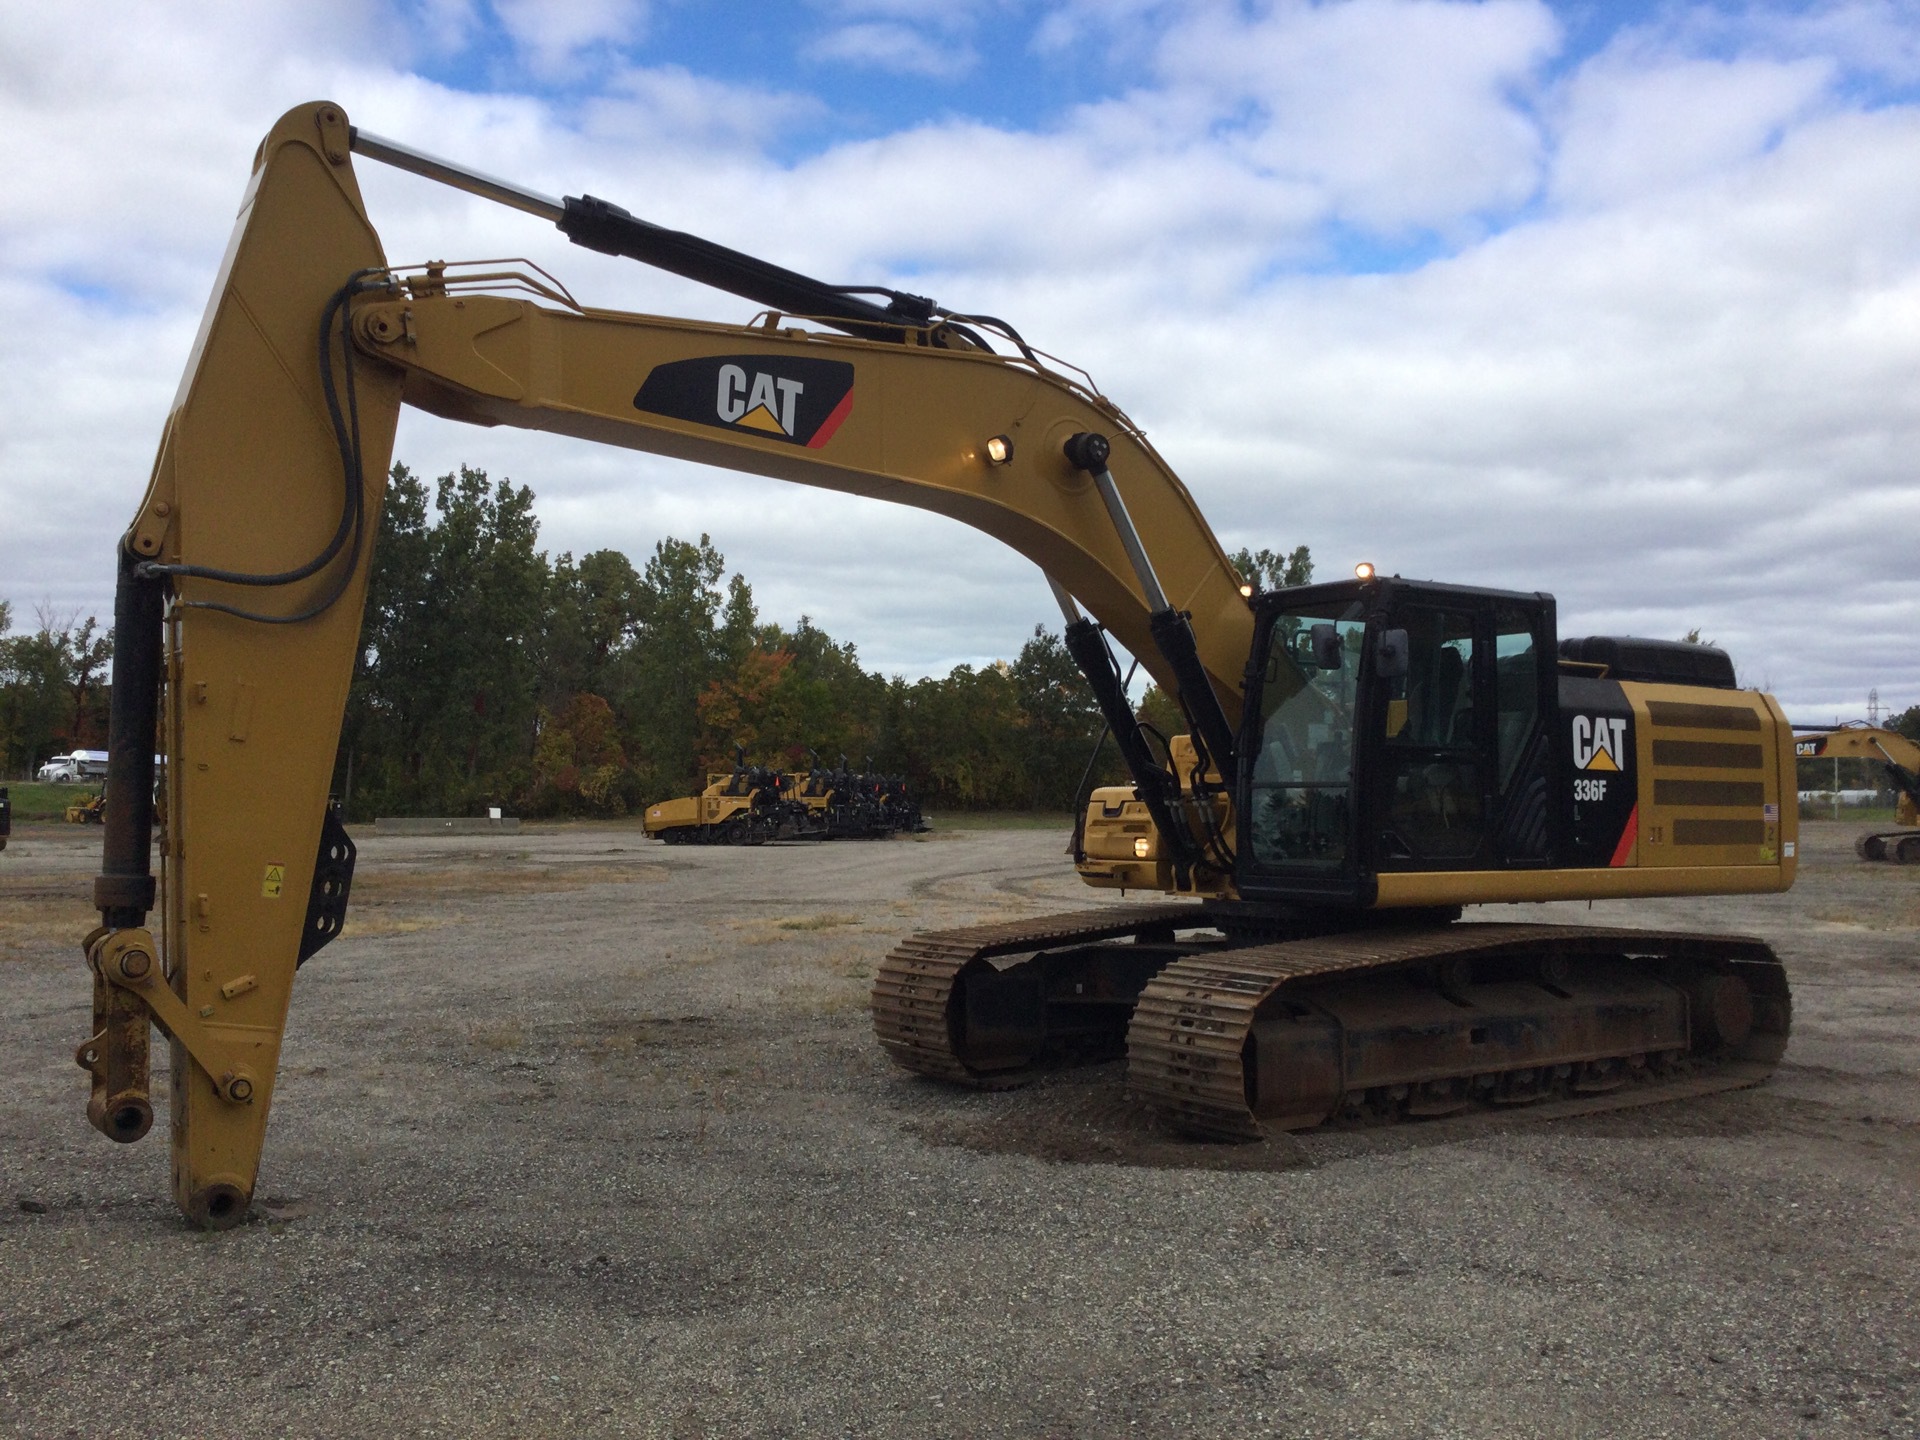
[644,750,929,844]
[1795,726,1920,863]
[65,791,106,825]
[644,750,789,845]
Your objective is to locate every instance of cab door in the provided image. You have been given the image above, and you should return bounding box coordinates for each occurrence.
[1372,605,1488,867]
[1236,594,1371,904]
[1369,597,1557,872]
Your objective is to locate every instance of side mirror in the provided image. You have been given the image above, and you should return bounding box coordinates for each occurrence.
[1375,628,1409,679]
[1310,623,1344,670]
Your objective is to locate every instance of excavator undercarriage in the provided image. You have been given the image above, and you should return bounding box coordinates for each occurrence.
[874,905,1788,1140]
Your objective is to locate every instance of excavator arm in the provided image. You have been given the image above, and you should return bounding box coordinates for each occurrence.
[86,101,1255,1226]
[1793,726,1920,782]
[1794,726,1920,835]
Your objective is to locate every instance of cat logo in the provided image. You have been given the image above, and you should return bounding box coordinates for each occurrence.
[633,355,855,448]
[1572,715,1629,772]
[716,364,805,436]
[1794,739,1823,758]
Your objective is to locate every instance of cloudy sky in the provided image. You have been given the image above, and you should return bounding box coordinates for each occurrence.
[3,0,1917,722]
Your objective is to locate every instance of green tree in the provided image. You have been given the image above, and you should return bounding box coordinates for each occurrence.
[0,603,113,776]
[1135,684,1185,757]
[1010,626,1105,809]
[608,534,729,797]
[542,548,646,706]
[718,573,759,667]
[332,465,1312,820]
[529,692,630,816]
[340,463,550,817]
[893,662,1027,809]
[1229,544,1312,593]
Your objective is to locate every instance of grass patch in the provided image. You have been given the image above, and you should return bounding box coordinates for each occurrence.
[929,811,1075,832]
[0,897,89,960]
[468,1020,526,1052]
[348,863,666,902]
[1809,903,1920,931]
[342,913,448,939]
[3,782,97,822]
[776,912,864,932]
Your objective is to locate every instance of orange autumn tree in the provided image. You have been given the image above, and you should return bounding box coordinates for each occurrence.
[695,647,799,774]
[530,692,630,814]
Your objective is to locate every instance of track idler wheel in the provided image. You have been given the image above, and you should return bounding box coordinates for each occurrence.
[1684,972,1755,1049]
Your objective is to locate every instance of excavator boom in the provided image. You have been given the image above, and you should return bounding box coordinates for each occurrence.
[85,102,1251,1226]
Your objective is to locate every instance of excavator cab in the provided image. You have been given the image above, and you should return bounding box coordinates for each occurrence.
[1238,578,1558,907]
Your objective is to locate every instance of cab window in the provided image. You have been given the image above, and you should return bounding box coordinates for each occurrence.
[1378,608,1484,864]
[1493,609,1538,792]
[1248,603,1366,871]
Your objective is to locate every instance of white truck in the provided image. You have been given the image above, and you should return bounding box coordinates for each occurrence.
[36,750,109,783]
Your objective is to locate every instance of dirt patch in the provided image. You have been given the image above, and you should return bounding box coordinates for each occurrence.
[910,1062,1313,1172]
[4,819,1920,1439]
[0,895,89,960]
[349,861,669,899]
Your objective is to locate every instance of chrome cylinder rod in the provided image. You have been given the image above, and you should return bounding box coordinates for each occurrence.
[349,127,564,222]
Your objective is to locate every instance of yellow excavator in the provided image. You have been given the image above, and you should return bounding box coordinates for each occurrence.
[1794,726,1920,862]
[83,102,1795,1227]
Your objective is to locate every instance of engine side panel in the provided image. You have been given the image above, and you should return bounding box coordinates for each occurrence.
[1373,676,1795,907]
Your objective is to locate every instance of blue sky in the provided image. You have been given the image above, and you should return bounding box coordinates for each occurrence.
[406,2,1749,138]
[4,0,1920,718]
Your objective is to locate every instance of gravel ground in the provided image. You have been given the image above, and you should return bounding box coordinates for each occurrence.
[2,818,1916,1439]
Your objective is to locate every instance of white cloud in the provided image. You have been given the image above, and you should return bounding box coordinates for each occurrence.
[4,0,1920,720]
[1549,48,1833,209]
[1676,0,1920,87]
[492,0,649,77]
[1153,0,1559,232]
[581,65,825,153]
[803,22,979,78]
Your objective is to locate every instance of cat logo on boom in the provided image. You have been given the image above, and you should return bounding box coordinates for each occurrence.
[1572,715,1630,772]
[633,355,855,448]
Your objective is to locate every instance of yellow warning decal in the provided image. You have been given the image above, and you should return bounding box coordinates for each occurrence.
[262,864,286,898]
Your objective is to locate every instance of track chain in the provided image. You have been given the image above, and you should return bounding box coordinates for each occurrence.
[870,902,1204,1086]
[1127,922,1787,1141]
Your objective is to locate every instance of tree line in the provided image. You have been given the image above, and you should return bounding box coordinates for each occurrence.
[0,601,112,778]
[19,474,1920,821]
[337,464,1306,820]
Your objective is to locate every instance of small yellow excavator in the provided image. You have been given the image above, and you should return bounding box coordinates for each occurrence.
[1794,726,1920,862]
[81,103,1795,1226]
